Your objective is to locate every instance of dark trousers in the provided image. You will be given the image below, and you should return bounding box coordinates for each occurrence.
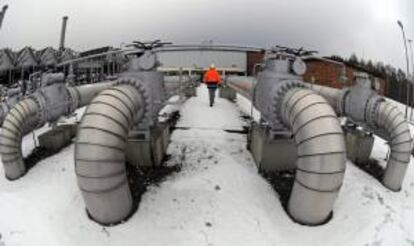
[206,83,218,106]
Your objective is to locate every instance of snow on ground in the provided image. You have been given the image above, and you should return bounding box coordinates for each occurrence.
[0,85,414,245]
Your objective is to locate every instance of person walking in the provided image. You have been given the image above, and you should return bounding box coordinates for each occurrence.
[203,64,221,107]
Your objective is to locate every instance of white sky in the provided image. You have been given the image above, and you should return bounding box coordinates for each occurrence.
[0,0,413,70]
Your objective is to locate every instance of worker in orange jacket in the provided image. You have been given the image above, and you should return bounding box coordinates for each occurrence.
[203,64,221,107]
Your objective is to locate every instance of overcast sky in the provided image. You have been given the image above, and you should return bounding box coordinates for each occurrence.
[0,0,413,70]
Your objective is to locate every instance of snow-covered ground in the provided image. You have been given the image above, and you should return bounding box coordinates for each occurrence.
[0,85,414,246]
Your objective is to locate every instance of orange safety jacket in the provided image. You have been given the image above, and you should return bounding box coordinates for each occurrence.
[203,69,221,84]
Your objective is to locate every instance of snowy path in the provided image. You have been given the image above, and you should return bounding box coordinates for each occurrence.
[0,85,414,245]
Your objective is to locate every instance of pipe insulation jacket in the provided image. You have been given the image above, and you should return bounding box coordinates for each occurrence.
[0,81,115,180]
[375,101,412,191]
[0,98,41,179]
[281,88,346,225]
[75,84,144,225]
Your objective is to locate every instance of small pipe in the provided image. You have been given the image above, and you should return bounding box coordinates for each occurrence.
[0,5,8,30]
[59,16,69,50]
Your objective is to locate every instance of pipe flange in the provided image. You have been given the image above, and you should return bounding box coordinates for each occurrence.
[116,77,150,127]
[272,80,305,130]
[366,95,384,128]
[27,93,46,128]
[67,87,80,112]
[336,88,350,116]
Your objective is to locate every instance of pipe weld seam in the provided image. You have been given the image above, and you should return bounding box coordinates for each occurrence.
[388,121,407,136]
[1,125,19,136]
[286,91,315,122]
[10,107,25,125]
[389,129,411,143]
[78,126,127,143]
[294,178,343,193]
[296,167,346,175]
[2,156,21,165]
[97,93,134,120]
[3,119,22,133]
[76,169,125,179]
[0,143,19,149]
[1,151,19,155]
[389,155,411,164]
[293,115,338,136]
[385,112,403,130]
[296,132,344,147]
[383,106,399,126]
[78,178,128,194]
[390,149,412,154]
[0,134,18,142]
[390,140,413,148]
[75,142,125,152]
[297,151,346,159]
[8,111,25,130]
[83,112,129,134]
[291,102,329,128]
[75,158,124,164]
[88,101,131,126]
[19,100,32,116]
[105,87,137,110]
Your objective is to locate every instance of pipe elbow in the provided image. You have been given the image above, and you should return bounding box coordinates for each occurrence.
[281,88,346,225]
[75,84,144,225]
[375,101,412,191]
[0,98,40,180]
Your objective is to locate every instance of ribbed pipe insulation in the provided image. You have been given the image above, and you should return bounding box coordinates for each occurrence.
[375,101,412,191]
[0,98,41,179]
[75,85,143,225]
[281,88,346,225]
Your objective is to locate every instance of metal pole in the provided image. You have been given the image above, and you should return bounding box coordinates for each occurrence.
[0,5,8,30]
[59,16,69,51]
[397,20,410,119]
[408,39,414,121]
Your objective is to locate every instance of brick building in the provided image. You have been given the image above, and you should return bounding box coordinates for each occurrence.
[302,57,386,95]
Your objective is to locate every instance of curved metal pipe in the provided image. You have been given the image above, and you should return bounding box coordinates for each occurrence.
[375,101,412,191]
[281,88,346,225]
[75,84,143,225]
[310,83,412,191]
[0,81,115,180]
[0,98,41,179]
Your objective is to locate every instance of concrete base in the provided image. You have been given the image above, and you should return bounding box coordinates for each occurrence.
[248,122,297,171]
[219,85,237,101]
[344,126,374,164]
[38,124,78,152]
[126,123,170,168]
